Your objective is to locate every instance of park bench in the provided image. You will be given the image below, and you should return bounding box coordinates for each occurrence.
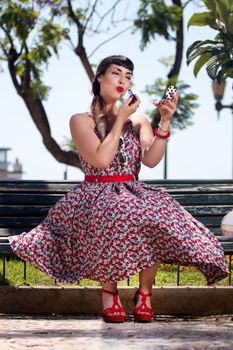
[0,179,233,284]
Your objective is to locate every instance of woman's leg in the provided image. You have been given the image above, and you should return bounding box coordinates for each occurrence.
[102,282,124,315]
[136,262,160,312]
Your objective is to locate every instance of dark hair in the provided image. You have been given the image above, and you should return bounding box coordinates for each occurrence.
[90,55,134,140]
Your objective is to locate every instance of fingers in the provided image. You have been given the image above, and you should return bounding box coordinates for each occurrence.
[153,91,179,109]
[126,94,141,108]
[130,94,141,106]
[164,93,178,108]
[135,94,141,107]
[153,99,173,108]
[172,91,179,104]
[119,94,141,121]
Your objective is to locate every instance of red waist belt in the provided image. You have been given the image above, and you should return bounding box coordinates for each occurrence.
[84,174,138,183]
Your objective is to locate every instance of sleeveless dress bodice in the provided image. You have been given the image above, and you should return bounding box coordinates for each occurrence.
[79,119,141,178]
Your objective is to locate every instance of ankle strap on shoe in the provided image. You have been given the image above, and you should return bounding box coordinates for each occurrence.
[134,290,154,316]
[138,290,152,297]
[102,288,118,296]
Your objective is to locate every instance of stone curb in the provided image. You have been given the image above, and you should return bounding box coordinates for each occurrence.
[0,286,233,315]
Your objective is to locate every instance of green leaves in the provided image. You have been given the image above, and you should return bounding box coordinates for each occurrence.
[217,0,232,30]
[187,37,232,82]
[134,0,182,49]
[193,52,213,77]
[188,0,233,34]
[0,1,38,40]
[0,0,68,99]
[187,0,233,82]
[206,53,233,80]
[203,0,217,13]
[188,12,218,30]
[135,1,198,130]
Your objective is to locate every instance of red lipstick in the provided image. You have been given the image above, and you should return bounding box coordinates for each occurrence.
[116,86,124,93]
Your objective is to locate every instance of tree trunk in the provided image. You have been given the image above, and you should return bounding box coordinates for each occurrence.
[168,0,183,79]
[8,55,81,168]
[75,44,95,82]
[22,93,81,168]
[151,0,184,128]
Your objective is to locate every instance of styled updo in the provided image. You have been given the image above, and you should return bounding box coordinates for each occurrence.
[90,55,134,140]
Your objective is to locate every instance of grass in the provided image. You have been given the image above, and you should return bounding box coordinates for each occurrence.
[0,257,232,287]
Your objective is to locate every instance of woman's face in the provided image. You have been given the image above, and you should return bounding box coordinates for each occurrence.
[97,64,133,103]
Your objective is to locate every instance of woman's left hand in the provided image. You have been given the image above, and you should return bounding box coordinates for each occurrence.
[153,91,179,123]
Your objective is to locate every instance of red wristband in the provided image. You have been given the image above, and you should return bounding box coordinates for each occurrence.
[154,128,171,140]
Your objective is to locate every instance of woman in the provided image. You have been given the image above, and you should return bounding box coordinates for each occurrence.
[9,55,229,323]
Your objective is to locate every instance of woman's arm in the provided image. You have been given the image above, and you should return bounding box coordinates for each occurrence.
[133,91,179,168]
[70,96,140,169]
[70,114,124,169]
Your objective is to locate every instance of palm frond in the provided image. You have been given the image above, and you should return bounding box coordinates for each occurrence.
[206,52,231,80]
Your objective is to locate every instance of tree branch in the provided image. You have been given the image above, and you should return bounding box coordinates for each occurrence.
[89,25,133,58]
[83,0,99,31]
[167,0,183,79]
[151,0,184,129]
[22,93,80,167]
[0,42,8,56]
[110,0,132,26]
[7,49,21,93]
[94,0,123,33]
[66,0,94,81]
[21,42,31,92]
[67,0,82,30]
[0,23,14,48]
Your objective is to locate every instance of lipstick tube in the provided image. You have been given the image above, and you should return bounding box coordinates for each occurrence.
[128,89,137,106]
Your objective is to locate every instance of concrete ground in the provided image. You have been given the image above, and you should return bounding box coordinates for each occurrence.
[0,314,233,350]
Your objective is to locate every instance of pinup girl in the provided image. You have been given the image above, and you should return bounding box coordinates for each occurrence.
[9,55,229,323]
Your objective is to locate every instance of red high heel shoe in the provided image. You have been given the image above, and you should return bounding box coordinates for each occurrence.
[133,289,155,322]
[101,288,126,323]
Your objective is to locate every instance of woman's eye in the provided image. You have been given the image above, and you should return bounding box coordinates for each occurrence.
[113,71,119,75]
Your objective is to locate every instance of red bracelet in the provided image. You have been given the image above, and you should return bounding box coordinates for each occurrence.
[154,128,171,140]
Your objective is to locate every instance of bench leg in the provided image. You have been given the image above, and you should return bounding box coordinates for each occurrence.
[177,265,180,286]
[23,261,27,282]
[229,255,232,286]
[2,257,6,284]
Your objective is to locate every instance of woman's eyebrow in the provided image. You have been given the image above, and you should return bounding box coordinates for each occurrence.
[114,67,132,76]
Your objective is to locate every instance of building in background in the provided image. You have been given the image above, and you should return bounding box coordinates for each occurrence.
[0,148,23,180]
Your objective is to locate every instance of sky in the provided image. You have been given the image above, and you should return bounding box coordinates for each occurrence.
[0,1,233,181]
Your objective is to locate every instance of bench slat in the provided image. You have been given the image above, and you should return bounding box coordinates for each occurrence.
[1,180,233,193]
[0,181,79,193]
[0,205,231,217]
[1,193,233,206]
[0,228,228,238]
[0,216,224,228]
[0,206,51,216]
[0,194,62,205]
[174,194,233,205]
[0,228,29,236]
[0,217,46,228]
[0,243,13,254]
[1,183,233,207]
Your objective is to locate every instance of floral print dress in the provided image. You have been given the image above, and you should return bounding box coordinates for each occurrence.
[9,119,229,285]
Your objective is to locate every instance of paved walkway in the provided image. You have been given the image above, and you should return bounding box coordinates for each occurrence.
[0,314,233,350]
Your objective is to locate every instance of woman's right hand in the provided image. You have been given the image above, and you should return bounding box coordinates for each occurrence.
[118,94,141,122]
